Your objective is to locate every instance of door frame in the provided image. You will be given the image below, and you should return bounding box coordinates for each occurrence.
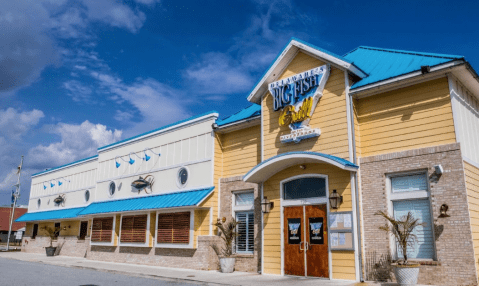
[280,174,332,279]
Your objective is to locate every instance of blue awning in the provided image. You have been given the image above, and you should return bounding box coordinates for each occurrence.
[16,207,86,222]
[77,187,214,216]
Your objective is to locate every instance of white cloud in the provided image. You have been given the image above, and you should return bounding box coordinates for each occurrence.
[184,0,306,96]
[63,80,94,103]
[28,120,122,168]
[0,108,45,140]
[92,73,192,136]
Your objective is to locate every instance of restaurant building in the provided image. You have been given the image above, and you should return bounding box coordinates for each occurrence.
[17,38,479,285]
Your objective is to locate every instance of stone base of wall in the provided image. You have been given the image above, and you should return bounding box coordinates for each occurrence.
[360,143,477,286]
[219,176,261,273]
[22,236,89,257]
[86,236,221,271]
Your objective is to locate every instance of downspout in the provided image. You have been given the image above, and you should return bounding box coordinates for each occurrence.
[349,86,364,282]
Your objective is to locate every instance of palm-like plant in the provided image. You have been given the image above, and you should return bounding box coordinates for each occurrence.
[375,211,426,265]
[213,218,241,257]
[41,226,60,248]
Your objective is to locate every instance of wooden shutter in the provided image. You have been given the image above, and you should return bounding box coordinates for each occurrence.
[157,212,190,244]
[91,217,113,242]
[120,215,148,243]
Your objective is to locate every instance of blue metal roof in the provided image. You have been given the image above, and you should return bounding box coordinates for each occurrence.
[216,104,261,126]
[15,207,86,222]
[98,111,219,151]
[344,46,464,89]
[244,151,358,180]
[32,155,98,177]
[77,187,214,216]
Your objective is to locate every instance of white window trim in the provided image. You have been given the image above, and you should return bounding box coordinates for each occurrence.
[386,171,436,261]
[155,209,194,249]
[118,212,150,247]
[176,166,190,189]
[108,181,116,198]
[89,215,116,246]
[232,190,255,255]
[235,211,254,255]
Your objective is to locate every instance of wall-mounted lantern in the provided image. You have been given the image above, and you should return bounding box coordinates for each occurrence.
[261,197,274,213]
[439,204,450,218]
[329,190,343,209]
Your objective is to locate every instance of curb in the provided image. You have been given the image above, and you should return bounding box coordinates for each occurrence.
[3,256,233,286]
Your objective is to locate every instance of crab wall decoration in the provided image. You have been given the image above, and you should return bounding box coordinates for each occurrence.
[53,194,66,207]
[131,175,154,194]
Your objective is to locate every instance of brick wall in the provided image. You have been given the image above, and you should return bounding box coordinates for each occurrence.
[219,176,261,273]
[360,143,477,286]
[22,236,89,257]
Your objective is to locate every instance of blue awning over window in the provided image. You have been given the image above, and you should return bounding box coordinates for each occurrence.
[77,187,214,216]
[15,207,86,222]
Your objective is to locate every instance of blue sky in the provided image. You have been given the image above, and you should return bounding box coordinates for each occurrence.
[1,0,478,205]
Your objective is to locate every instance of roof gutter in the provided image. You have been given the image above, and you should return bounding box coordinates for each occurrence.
[350,60,466,98]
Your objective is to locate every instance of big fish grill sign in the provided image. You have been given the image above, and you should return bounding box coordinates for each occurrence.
[268,64,330,143]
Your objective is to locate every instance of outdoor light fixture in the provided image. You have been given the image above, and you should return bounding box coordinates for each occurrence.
[439,204,450,218]
[329,190,343,209]
[50,180,55,188]
[434,165,444,175]
[143,147,161,162]
[299,165,306,170]
[421,65,431,74]
[43,183,47,190]
[261,197,274,213]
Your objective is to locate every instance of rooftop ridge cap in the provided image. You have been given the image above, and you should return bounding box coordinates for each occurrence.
[356,46,464,60]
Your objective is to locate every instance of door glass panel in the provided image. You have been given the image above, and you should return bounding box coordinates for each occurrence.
[283,178,326,200]
[308,217,324,245]
[287,218,301,244]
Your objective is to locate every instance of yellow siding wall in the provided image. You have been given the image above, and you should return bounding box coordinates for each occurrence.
[114,214,120,246]
[25,222,33,237]
[60,220,80,236]
[262,52,350,161]
[193,209,210,248]
[222,125,261,177]
[149,212,155,247]
[464,161,479,282]
[262,163,355,279]
[356,78,456,157]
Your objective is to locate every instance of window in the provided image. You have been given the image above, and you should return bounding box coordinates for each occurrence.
[283,177,326,200]
[91,217,114,243]
[120,215,148,244]
[32,224,38,239]
[84,190,90,202]
[177,167,188,188]
[108,182,116,197]
[79,221,88,240]
[389,172,434,260]
[37,199,41,209]
[233,191,254,254]
[236,212,254,253]
[157,212,190,244]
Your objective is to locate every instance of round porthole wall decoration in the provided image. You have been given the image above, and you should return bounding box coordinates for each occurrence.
[84,190,90,202]
[108,181,116,197]
[37,198,41,209]
[177,167,189,188]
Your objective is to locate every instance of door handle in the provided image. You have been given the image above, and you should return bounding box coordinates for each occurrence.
[299,241,304,251]
[305,241,309,251]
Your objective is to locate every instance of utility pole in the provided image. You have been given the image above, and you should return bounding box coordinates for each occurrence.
[7,156,23,251]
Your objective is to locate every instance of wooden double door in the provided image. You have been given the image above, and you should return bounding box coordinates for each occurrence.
[284,204,329,278]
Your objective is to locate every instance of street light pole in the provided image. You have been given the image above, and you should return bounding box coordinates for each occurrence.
[7,156,23,251]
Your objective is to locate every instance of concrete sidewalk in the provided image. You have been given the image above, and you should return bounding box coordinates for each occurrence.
[0,252,399,286]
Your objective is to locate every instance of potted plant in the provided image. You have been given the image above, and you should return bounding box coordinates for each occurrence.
[375,211,426,286]
[212,217,240,273]
[41,225,60,257]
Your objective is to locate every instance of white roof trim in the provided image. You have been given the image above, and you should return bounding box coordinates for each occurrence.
[247,40,366,104]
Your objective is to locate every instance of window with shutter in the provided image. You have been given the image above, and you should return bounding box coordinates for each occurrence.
[157,212,190,244]
[91,217,114,242]
[120,214,148,243]
[236,212,254,254]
